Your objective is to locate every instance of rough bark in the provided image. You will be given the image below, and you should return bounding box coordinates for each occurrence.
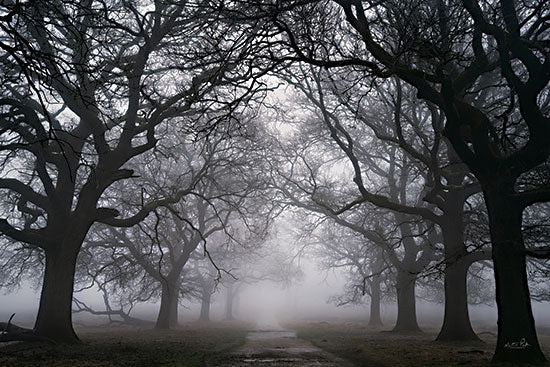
[392,269,420,332]
[155,281,179,329]
[486,190,546,364]
[436,258,479,341]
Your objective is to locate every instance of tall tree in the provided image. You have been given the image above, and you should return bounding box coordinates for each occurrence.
[0,0,265,342]
[268,116,437,332]
[80,125,273,329]
[255,1,550,361]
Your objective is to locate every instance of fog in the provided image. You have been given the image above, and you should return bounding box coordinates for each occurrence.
[1,1,550,365]
[4,257,550,332]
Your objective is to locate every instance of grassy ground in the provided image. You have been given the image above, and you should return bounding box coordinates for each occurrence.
[0,321,249,367]
[287,321,550,367]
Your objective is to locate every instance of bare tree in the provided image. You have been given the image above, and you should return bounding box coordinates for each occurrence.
[307,222,390,327]
[0,0,267,342]
[269,119,438,331]
[79,129,273,328]
[249,1,550,361]
[270,65,493,338]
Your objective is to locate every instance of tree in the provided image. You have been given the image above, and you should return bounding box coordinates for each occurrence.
[270,65,493,337]
[0,0,267,342]
[206,219,304,321]
[308,223,390,327]
[194,259,218,322]
[256,0,550,361]
[267,112,438,331]
[79,124,274,328]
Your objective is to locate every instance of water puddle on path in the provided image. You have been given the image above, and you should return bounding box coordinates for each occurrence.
[207,327,354,366]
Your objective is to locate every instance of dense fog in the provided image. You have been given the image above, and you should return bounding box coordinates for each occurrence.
[4,252,550,332]
[1,0,549,365]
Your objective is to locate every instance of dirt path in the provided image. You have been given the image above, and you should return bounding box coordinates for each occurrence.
[206,328,355,366]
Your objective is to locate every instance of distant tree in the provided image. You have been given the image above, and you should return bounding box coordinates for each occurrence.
[308,223,390,327]
[210,222,304,321]
[523,202,550,302]
[271,125,438,331]
[193,259,218,322]
[78,128,273,329]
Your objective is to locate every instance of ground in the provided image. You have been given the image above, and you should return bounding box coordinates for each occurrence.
[206,328,354,366]
[286,321,550,367]
[2,321,550,366]
[0,321,249,367]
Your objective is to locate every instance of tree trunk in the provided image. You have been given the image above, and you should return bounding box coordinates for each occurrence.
[368,274,383,327]
[34,245,81,343]
[392,269,420,332]
[436,221,479,341]
[436,257,479,341]
[224,283,234,321]
[155,281,179,329]
[485,190,547,364]
[199,288,212,322]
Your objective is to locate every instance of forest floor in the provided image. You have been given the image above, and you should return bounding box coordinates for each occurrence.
[286,321,550,367]
[0,321,250,367]
[2,321,550,366]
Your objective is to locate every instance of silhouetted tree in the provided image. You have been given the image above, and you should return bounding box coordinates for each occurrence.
[254,0,550,361]
[0,0,267,342]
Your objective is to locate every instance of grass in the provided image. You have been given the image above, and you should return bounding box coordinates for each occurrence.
[286,321,550,367]
[5,320,550,366]
[0,321,250,367]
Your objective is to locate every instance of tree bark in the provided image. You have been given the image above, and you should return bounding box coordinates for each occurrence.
[368,274,383,327]
[199,287,212,322]
[436,220,479,341]
[436,257,479,341]
[392,269,420,332]
[34,244,81,343]
[486,190,547,364]
[155,280,179,329]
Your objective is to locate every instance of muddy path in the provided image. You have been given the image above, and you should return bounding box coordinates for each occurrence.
[206,327,354,366]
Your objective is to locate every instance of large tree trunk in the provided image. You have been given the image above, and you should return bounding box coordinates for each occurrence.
[486,191,546,364]
[368,274,383,327]
[392,269,420,332]
[436,220,479,341]
[34,245,81,343]
[436,257,479,341]
[155,281,179,329]
[199,287,212,322]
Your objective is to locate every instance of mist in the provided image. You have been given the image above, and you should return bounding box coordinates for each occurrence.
[1,0,550,366]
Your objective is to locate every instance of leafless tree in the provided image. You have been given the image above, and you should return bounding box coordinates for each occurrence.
[270,64,492,338]
[0,0,269,342]
[248,0,550,361]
